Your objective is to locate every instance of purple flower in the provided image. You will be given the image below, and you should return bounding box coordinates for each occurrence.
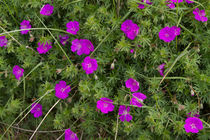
[118,105,132,122]
[193,8,208,22]
[158,63,165,76]
[187,112,200,118]
[171,0,183,3]
[138,0,152,9]
[130,92,147,108]
[0,36,8,47]
[40,4,54,16]
[125,78,139,92]
[185,0,194,3]
[59,34,69,46]
[96,97,114,114]
[184,117,203,133]
[71,39,94,55]
[66,21,80,35]
[30,103,43,118]
[65,128,79,140]
[37,41,52,54]
[12,65,24,80]
[130,49,134,53]
[171,26,181,36]
[121,20,139,40]
[55,81,71,99]
[20,20,31,34]
[166,0,176,9]
[81,56,98,74]
[159,26,176,42]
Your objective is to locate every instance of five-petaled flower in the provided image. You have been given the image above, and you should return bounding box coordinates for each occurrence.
[40,4,54,16]
[66,21,80,35]
[158,63,166,76]
[130,92,147,108]
[13,65,24,80]
[81,56,98,74]
[20,20,31,34]
[121,20,139,40]
[193,8,208,22]
[65,128,79,140]
[159,26,176,42]
[96,97,114,114]
[0,36,8,47]
[37,41,52,54]
[59,34,69,46]
[71,39,94,55]
[118,105,133,122]
[125,78,139,92]
[30,103,43,118]
[55,81,71,99]
[184,117,203,133]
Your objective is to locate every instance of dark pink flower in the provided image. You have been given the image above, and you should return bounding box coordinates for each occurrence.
[96,97,114,114]
[121,20,139,40]
[65,128,79,140]
[185,0,194,3]
[138,0,152,9]
[59,34,69,46]
[0,36,8,47]
[81,56,98,74]
[193,8,208,22]
[159,26,176,42]
[125,78,139,92]
[30,103,43,118]
[66,21,80,35]
[37,41,52,54]
[40,4,54,16]
[158,63,165,76]
[184,117,203,133]
[12,65,24,80]
[71,39,94,55]
[130,49,134,53]
[20,20,31,34]
[55,81,71,99]
[171,0,183,3]
[130,92,147,108]
[119,105,132,122]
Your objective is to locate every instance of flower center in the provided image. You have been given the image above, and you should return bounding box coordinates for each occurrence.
[103,103,108,108]
[165,33,169,37]
[60,88,65,93]
[17,70,22,74]
[87,63,92,68]
[71,133,75,138]
[36,108,40,112]
[123,110,128,115]
[132,82,136,86]
[191,123,196,129]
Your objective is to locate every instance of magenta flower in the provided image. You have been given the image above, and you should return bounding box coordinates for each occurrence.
[65,128,79,140]
[185,0,194,3]
[158,63,165,76]
[0,36,8,47]
[187,112,200,118]
[130,49,134,53]
[125,78,139,92]
[166,0,176,9]
[138,0,152,9]
[66,21,80,35]
[81,56,98,74]
[12,65,24,80]
[37,41,52,54]
[121,20,139,40]
[71,39,94,55]
[118,105,132,122]
[96,97,114,114]
[130,92,147,108]
[30,103,43,118]
[20,20,31,34]
[171,0,183,3]
[184,117,203,133]
[193,8,208,22]
[59,34,69,46]
[159,26,176,42]
[40,4,54,16]
[55,81,71,99]
[171,26,181,36]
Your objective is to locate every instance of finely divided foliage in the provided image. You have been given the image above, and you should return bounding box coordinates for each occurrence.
[0,0,209,139]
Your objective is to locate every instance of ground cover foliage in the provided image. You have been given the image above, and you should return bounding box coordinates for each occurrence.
[0,0,210,139]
